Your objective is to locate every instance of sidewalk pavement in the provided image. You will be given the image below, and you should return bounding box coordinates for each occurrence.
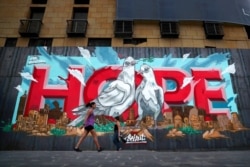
[1,150,250,167]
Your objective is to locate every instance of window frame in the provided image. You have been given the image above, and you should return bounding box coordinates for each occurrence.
[28,38,53,47]
[32,0,47,4]
[114,20,133,38]
[203,22,224,39]
[159,21,179,38]
[244,26,250,39]
[74,0,90,4]
[87,38,112,46]
[4,38,18,47]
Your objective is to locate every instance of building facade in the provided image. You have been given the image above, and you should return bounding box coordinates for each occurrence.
[0,0,250,48]
[0,0,250,151]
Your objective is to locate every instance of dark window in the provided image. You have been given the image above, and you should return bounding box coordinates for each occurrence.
[74,0,90,4]
[88,38,111,46]
[205,46,216,48]
[66,20,88,37]
[123,38,147,45]
[204,22,224,39]
[160,22,179,38]
[32,0,47,4]
[114,20,133,38]
[73,8,88,19]
[28,38,53,47]
[245,26,250,39]
[30,7,45,19]
[67,8,88,37]
[5,38,17,47]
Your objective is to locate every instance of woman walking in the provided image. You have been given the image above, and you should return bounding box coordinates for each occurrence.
[113,116,122,151]
[74,102,103,152]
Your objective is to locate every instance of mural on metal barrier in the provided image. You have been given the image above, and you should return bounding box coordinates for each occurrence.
[8,47,248,143]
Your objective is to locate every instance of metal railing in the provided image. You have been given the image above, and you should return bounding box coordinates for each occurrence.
[66,19,88,37]
[19,19,42,37]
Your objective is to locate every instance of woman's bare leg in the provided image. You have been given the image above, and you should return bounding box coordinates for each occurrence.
[75,130,89,149]
[90,130,101,149]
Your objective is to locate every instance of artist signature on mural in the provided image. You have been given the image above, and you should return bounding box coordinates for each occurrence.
[124,133,147,144]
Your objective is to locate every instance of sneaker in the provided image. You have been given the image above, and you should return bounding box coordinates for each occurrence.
[97,147,103,152]
[117,147,122,151]
[74,147,82,152]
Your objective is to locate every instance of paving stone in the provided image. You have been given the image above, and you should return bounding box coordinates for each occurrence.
[0,150,250,167]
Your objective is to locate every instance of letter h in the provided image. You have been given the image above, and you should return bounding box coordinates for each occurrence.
[23,65,84,120]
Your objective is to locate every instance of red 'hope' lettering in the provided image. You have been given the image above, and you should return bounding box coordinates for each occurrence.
[24,65,84,119]
[84,67,228,117]
[192,68,229,116]
[24,66,229,120]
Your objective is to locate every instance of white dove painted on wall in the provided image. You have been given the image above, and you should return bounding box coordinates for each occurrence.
[19,72,38,82]
[135,64,164,128]
[14,85,24,93]
[68,56,136,126]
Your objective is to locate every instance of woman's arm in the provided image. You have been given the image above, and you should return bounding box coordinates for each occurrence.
[117,121,121,137]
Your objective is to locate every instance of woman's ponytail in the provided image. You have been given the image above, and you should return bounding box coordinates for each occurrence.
[85,101,96,108]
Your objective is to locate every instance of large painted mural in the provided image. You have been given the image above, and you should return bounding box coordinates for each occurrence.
[0,47,249,150]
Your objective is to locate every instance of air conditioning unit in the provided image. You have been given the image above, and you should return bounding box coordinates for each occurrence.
[160,22,179,38]
[204,22,224,39]
[114,20,133,38]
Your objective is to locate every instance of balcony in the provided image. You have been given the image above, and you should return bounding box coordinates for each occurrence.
[160,22,179,38]
[114,20,133,38]
[19,19,42,37]
[66,19,88,37]
[204,22,224,39]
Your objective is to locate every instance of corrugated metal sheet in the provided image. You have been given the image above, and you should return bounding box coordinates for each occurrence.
[0,47,249,151]
[116,0,250,25]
